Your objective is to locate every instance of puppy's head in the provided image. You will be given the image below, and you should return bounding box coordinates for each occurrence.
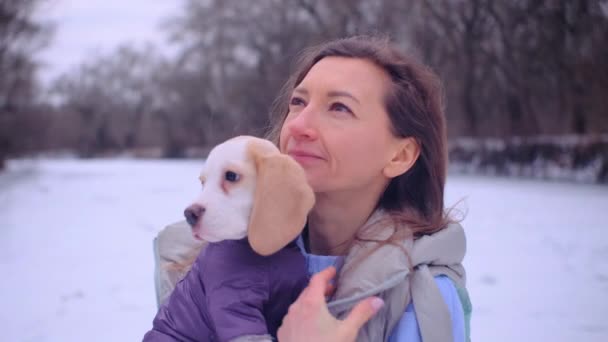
[185,135,315,255]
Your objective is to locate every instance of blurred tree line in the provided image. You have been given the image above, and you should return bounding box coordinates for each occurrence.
[2,0,608,166]
[0,0,52,168]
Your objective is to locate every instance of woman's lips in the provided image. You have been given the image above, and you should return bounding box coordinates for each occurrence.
[287,150,324,165]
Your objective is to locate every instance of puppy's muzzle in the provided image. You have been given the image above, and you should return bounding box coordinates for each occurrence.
[184,204,205,227]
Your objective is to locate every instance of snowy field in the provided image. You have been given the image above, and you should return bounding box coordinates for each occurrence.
[1,158,607,342]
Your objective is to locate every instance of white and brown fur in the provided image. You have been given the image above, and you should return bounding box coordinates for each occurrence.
[168,135,315,275]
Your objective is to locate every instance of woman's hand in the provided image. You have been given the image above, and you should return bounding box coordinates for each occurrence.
[277,266,384,342]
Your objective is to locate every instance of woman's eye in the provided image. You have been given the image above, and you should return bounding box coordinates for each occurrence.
[225,171,240,182]
[290,97,306,106]
[329,102,353,114]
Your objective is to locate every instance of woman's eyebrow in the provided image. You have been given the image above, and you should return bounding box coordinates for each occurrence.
[293,87,308,95]
[294,87,360,104]
[327,90,360,104]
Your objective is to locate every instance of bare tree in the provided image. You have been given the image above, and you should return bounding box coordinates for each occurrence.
[51,44,168,156]
[412,0,608,138]
[0,0,52,168]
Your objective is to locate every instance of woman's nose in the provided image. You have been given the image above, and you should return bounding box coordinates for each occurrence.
[285,107,319,140]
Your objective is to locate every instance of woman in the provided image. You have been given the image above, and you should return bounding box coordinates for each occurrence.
[149,35,471,342]
[267,35,471,342]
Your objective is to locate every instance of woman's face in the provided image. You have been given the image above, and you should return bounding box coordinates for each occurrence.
[279,56,404,194]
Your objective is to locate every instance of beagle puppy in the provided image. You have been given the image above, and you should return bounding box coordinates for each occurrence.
[144,136,315,342]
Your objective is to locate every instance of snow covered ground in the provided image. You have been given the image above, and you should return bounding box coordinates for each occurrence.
[1,158,607,341]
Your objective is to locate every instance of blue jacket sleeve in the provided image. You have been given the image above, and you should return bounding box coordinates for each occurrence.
[388,275,465,342]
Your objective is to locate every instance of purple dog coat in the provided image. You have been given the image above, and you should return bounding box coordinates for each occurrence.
[143,238,308,342]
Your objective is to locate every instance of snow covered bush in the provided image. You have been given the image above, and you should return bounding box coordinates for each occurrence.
[449,135,608,184]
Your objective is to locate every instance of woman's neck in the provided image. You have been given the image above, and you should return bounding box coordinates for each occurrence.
[306,187,383,256]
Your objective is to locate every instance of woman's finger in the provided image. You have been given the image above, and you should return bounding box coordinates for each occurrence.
[306,266,336,300]
[342,296,384,332]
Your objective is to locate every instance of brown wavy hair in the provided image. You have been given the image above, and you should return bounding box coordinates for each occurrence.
[265,35,455,240]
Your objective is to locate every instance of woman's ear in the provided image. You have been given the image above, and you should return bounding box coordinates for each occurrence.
[383,137,420,178]
[247,140,315,256]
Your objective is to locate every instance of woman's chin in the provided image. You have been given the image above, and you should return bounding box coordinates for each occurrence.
[306,178,334,194]
[302,168,337,193]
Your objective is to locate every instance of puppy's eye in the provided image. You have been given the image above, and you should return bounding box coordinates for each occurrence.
[225,171,240,182]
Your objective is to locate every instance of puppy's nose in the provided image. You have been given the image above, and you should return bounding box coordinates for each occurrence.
[184,204,205,226]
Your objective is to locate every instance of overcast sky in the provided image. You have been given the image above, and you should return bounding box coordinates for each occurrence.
[38,0,181,85]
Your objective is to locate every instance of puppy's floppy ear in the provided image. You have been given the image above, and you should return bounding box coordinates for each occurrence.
[247,140,315,256]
